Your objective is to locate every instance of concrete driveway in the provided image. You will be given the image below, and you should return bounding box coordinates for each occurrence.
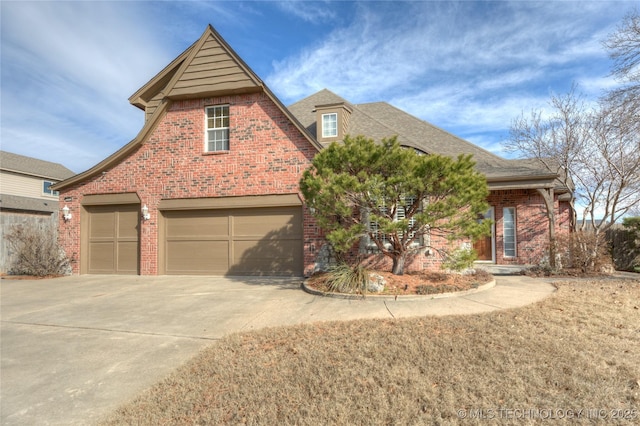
[1,274,555,425]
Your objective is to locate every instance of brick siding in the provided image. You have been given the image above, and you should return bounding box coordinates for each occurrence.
[488,189,571,265]
[58,93,571,275]
[58,93,325,275]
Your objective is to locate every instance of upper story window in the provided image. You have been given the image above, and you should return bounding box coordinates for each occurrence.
[322,113,338,138]
[43,180,59,197]
[206,105,229,152]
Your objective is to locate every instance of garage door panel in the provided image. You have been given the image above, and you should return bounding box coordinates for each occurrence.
[117,241,140,274]
[88,242,115,273]
[233,209,302,238]
[89,212,115,239]
[162,206,302,276]
[231,239,302,275]
[166,241,229,274]
[118,209,141,239]
[165,212,229,238]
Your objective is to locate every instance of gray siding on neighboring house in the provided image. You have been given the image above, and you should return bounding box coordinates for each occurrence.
[0,151,74,274]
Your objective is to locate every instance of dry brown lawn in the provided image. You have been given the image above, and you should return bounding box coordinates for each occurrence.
[102,278,640,425]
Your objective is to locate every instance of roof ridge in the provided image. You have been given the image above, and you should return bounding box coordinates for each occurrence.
[288,88,352,109]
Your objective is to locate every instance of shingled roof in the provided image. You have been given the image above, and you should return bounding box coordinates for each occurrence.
[288,89,563,190]
[0,151,75,180]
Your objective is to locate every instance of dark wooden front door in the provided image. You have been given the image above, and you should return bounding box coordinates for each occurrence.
[473,236,492,261]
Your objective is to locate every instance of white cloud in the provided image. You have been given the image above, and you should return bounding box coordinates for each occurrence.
[1,1,171,169]
[267,1,624,104]
[275,0,337,23]
[1,0,633,174]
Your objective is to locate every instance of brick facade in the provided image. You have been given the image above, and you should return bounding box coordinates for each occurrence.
[58,94,572,276]
[58,93,325,275]
[487,189,571,265]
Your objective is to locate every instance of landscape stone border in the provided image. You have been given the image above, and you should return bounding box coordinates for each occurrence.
[301,278,496,301]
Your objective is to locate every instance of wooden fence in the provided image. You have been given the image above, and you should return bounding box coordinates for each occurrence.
[0,211,57,274]
[606,227,640,272]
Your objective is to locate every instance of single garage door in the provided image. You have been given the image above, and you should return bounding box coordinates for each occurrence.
[85,204,140,274]
[161,206,302,276]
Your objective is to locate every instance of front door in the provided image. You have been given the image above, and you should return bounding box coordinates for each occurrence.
[473,207,494,261]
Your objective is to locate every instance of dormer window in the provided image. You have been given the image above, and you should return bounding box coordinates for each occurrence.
[315,102,352,143]
[322,113,338,138]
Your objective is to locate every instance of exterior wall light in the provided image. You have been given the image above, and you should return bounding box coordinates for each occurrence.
[62,205,72,221]
[141,204,151,221]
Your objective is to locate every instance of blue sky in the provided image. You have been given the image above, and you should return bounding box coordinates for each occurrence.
[1,1,634,173]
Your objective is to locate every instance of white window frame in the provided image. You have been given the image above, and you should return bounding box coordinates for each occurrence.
[365,196,425,252]
[205,105,229,152]
[321,113,337,138]
[43,180,59,197]
[503,207,517,258]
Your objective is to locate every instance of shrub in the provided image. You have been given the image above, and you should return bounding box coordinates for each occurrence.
[556,231,613,273]
[5,224,70,277]
[325,263,369,294]
[614,217,640,271]
[441,246,477,272]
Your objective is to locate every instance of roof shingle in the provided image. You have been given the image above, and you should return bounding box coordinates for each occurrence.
[0,151,75,180]
[287,89,561,184]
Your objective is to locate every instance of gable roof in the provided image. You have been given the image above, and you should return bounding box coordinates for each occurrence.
[53,25,321,191]
[129,25,263,107]
[0,151,74,180]
[288,89,563,190]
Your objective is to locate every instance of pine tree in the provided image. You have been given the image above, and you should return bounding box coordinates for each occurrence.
[300,135,490,275]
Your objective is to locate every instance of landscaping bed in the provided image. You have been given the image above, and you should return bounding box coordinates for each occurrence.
[305,269,493,296]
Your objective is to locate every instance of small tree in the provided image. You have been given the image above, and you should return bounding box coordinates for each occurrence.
[507,89,640,271]
[300,135,490,275]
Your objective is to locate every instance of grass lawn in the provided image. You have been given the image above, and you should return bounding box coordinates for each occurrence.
[101,278,639,425]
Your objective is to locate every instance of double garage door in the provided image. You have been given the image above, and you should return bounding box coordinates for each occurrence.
[160,207,303,276]
[85,201,302,276]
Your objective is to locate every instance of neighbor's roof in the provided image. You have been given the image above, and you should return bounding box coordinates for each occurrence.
[0,151,75,180]
[0,194,58,213]
[288,89,563,189]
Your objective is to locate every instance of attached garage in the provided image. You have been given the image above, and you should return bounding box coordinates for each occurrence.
[158,195,303,276]
[81,194,141,275]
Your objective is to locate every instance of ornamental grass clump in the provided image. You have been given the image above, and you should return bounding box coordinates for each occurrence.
[325,263,369,294]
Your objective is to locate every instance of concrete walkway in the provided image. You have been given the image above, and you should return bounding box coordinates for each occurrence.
[1,274,555,425]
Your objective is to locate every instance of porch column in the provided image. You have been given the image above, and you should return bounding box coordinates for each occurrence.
[536,187,556,269]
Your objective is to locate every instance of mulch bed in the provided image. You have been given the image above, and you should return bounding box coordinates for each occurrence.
[306,269,493,296]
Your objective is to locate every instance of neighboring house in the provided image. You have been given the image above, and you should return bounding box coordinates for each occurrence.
[0,151,75,273]
[52,25,572,276]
